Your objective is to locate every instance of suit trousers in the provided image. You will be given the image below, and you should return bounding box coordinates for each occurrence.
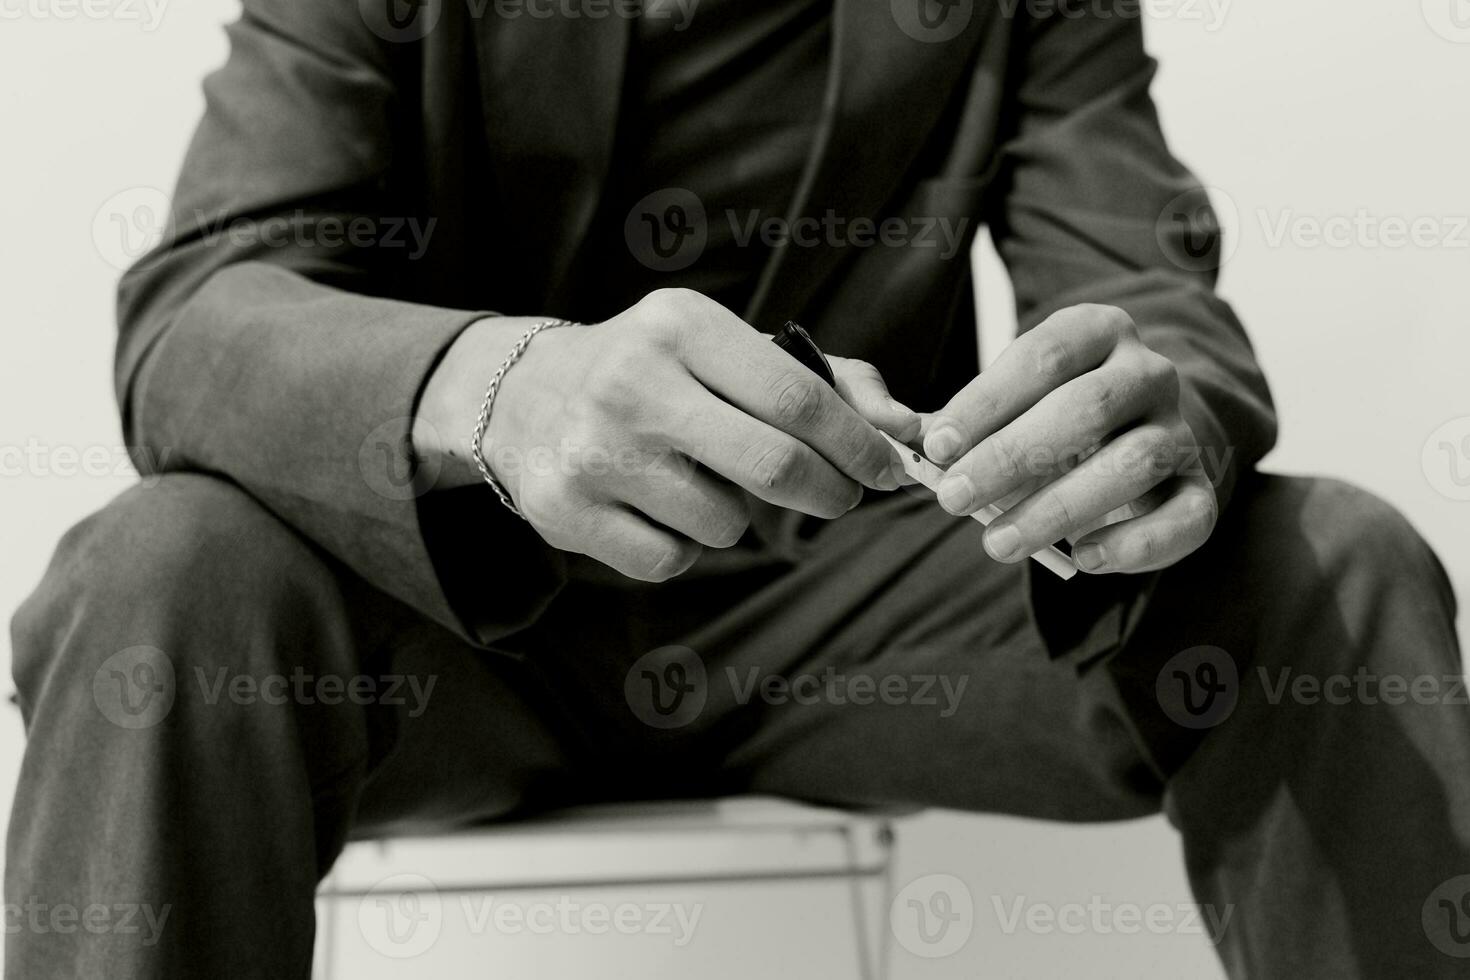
[6,471,1467,978]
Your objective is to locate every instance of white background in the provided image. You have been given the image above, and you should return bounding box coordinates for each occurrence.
[1,0,1467,976]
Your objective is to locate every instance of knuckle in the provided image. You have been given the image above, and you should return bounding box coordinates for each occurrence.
[642,286,702,319]
[517,482,576,537]
[1080,379,1120,434]
[1110,428,1163,479]
[744,440,804,490]
[561,419,601,455]
[857,436,894,480]
[1029,338,1074,384]
[983,435,1034,483]
[643,541,703,582]
[632,288,703,345]
[813,483,862,520]
[585,350,644,409]
[768,373,826,430]
[1131,526,1159,566]
[1138,425,1179,476]
[1039,491,1078,536]
[1083,303,1135,338]
[1125,349,1180,405]
[843,358,881,385]
[961,391,1001,430]
[1144,351,1179,391]
[708,503,752,548]
[1183,485,1219,531]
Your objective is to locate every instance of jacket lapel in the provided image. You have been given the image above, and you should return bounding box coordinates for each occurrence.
[467,0,981,322]
[745,0,985,331]
[470,6,630,303]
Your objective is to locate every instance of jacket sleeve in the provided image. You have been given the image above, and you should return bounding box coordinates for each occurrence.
[116,0,565,644]
[985,5,1276,511]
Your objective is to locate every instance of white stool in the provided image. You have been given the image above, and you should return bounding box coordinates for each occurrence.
[316,797,902,979]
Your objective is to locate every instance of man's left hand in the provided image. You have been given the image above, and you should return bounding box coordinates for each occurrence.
[925,304,1218,574]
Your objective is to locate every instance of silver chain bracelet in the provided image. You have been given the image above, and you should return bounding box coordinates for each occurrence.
[470,318,577,518]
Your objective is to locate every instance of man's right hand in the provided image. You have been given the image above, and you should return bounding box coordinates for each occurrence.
[414,288,916,582]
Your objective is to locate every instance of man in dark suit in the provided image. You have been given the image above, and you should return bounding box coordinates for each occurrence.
[7,0,1467,976]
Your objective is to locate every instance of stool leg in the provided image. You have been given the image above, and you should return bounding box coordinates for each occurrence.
[844,822,898,980]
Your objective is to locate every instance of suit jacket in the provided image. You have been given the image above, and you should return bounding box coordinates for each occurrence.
[116,0,1276,648]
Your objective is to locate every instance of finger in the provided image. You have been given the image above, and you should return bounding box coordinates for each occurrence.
[991,441,1103,512]
[936,351,1169,516]
[621,466,752,549]
[677,311,901,491]
[924,304,1130,465]
[573,503,705,583]
[1071,477,1218,574]
[978,423,1182,563]
[829,355,922,443]
[1064,482,1168,545]
[660,376,864,518]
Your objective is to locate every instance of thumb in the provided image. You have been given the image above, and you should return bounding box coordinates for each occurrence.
[830,355,922,443]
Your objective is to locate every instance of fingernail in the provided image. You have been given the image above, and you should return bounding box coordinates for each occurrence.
[985,524,1021,561]
[875,464,901,492]
[925,425,963,464]
[1074,543,1106,572]
[888,397,915,416]
[937,474,974,513]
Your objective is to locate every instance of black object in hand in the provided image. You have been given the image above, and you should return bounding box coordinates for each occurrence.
[771,321,836,388]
